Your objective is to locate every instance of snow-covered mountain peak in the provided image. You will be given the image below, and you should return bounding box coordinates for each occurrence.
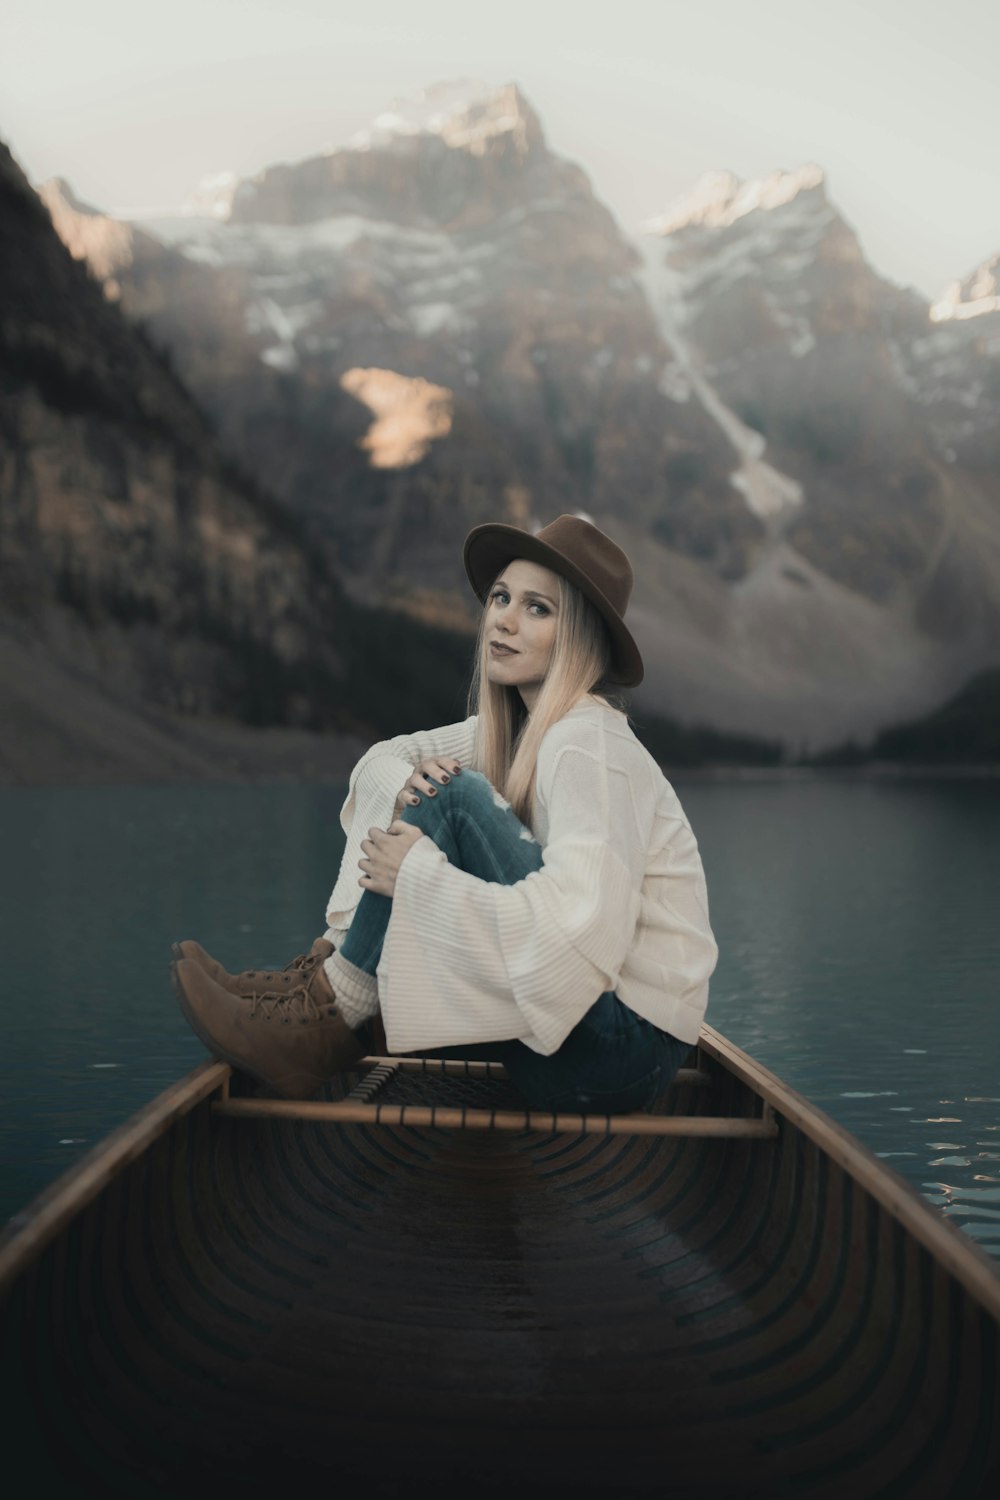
[345,79,543,156]
[180,170,240,222]
[930,251,1000,322]
[40,177,100,218]
[643,163,827,236]
[346,78,494,146]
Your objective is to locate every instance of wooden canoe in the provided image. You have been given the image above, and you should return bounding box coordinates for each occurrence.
[1,1024,998,1499]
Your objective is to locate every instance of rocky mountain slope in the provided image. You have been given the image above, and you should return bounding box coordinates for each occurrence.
[634,164,1000,750]
[638,165,1000,610]
[39,84,757,602]
[33,80,1000,753]
[0,136,476,777]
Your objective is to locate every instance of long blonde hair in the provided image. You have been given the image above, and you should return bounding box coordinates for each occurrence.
[466,568,622,826]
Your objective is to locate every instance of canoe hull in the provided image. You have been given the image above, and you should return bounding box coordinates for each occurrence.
[2,1041,998,1498]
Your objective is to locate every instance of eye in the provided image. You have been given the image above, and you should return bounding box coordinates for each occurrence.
[489,588,509,605]
[529,601,549,617]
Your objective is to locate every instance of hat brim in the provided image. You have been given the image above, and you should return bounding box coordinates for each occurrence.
[463,522,644,687]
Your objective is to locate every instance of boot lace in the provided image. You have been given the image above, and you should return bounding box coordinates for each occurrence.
[288,948,323,973]
[244,943,330,985]
[249,975,328,1024]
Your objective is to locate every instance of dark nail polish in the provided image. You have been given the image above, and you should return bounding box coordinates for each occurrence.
[441,774,450,782]
[428,788,436,795]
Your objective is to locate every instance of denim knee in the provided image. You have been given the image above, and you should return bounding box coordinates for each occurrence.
[401,767,507,823]
[399,766,541,881]
[436,768,500,808]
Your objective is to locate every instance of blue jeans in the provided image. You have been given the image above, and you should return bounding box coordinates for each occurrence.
[338,768,692,1114]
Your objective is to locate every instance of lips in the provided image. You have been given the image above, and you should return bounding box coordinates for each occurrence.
[490,642,518,655]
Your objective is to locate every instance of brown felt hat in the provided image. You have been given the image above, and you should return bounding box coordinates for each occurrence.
[463,513,644,687]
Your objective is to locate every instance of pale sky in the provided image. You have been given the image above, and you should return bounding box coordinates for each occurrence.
[3,0,997,302]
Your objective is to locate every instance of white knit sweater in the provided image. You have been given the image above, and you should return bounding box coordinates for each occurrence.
[323,697,718,1056]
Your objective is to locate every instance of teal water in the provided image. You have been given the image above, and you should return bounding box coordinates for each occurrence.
[1,777,998,1262]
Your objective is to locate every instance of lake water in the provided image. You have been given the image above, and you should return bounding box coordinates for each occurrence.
[1,776,998,1266]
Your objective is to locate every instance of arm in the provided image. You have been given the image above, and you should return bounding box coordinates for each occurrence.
[381,717,657,1054]
[324,715,477,936]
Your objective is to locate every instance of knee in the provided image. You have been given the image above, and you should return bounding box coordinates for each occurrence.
[398,768,513,833]
[448,768,512,813]
[443,770,539,845]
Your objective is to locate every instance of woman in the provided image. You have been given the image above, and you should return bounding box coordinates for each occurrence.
[172,514,719,1113]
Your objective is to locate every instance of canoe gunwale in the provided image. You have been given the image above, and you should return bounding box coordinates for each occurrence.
[0,1059,231,1293]
[698,1024,1000,1321]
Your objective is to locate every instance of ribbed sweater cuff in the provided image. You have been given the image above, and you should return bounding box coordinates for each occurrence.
[325,951,379,1028]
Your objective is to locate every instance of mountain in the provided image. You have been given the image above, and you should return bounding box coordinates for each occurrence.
[908,250,1000,465]
[0,136,479,782]
[35,82,1000,754]
[638,164,1000,604]
[39,82,755,597]
[634,163,1000,750]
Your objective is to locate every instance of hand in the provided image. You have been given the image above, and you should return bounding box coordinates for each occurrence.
[392,756,463,820]
[358,822,426,898]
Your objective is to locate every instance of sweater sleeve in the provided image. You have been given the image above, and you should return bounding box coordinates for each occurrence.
[323,715,478,937]
[378,714,656,1055]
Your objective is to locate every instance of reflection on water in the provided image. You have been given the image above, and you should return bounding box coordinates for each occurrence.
[1,776,998,1265]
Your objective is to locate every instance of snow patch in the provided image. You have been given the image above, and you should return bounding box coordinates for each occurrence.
[261,346,297,371]
[642,163,826,236]
[729,462,804,523]
[346,79,516,153]
[634,231,804,524]
[931,288,1000,322]
[409,301,461,337]
[181,170,240,222]
[658,364,691,402]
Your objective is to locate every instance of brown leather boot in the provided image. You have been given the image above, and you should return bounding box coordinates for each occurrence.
[171,936,334,997]
[171,956,366,1098]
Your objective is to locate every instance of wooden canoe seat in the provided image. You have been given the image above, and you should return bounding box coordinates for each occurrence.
[211,1055,779,1138]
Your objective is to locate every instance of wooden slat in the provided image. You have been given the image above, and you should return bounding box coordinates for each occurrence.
[358,1055,712,1088]
[359,1056,508,1078]
[211,1096,777,1137]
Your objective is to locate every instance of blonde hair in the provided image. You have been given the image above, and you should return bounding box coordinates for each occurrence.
[466,568,622,826]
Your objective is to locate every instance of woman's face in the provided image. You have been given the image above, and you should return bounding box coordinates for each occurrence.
[484,558,560,710]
